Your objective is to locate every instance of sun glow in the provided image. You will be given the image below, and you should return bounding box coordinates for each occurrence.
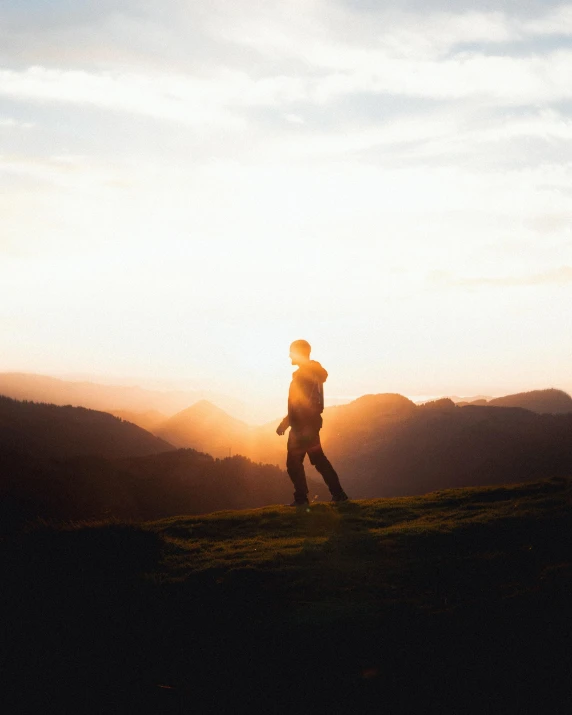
[1,1,572,412]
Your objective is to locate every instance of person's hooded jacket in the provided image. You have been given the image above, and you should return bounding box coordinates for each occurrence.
[280,360,328,431]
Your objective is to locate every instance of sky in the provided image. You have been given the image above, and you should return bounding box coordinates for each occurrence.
[1,0,572,420]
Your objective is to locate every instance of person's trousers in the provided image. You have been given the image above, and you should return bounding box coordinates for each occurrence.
[286,427,343,501]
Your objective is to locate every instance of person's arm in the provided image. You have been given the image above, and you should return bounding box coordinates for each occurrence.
[276,415,290,435]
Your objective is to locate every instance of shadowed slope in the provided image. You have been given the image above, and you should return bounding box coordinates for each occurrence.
[107,409,167,433]
[321,400,572,497]
[0,447,330,529]
[0,394,173,459]
[2,477,571,714]
[488,388,572,413]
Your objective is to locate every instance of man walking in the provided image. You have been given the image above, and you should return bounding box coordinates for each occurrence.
[277,339,349,506]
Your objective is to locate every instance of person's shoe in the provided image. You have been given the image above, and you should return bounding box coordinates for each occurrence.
[288,500,310,507]
[331,492,349,503]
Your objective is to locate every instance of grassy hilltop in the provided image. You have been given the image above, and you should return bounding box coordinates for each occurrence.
[3,478,572,714]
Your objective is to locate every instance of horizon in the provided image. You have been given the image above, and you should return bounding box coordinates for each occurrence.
[0,368,569,424]
[2,1,571,403]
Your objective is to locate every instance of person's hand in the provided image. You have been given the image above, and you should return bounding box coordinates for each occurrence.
[276,425,286,436]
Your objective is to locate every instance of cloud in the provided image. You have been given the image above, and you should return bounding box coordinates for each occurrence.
[284,113,305,124]
[2,46,572,136]
[522,5,572,35]
[0,66,252,129]
[0,116,34,128]
[429,266,572,289]
[1,4,572,126]
[1,2,572,255]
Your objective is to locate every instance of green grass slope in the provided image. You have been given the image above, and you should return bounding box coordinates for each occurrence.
[149,478,572,619]
[3,478,572,714]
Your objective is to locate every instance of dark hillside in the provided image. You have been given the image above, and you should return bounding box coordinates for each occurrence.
[323,403,572,497]
[5,393,572,527]
[0,395,173,459]
[321,392,418,441]
[105,393,572,503]
[107,408,167,432]
[488,388,572,413]
[114,449,328,518]
[2,478,571,713]
[0,448,329,529]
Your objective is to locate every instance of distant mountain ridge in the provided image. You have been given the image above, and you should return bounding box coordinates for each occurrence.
[0,395,173,459]
[107,409,167,433]
[155,400,251,453]
[0,394,327,527]
[145,390,572,478]
[4,390,572,526]
[454,388,572,413]
[153,400,284,463]
[322,400,572,498]
[487,388,572,413]
[0,372,246,419]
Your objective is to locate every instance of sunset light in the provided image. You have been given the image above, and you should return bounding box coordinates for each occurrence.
[1,1,571,417]
[3,5,572,712]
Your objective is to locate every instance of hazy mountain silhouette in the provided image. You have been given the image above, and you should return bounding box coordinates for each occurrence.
[5,388,572,528]
[487,388,572,413]
[0,395,324,527]
[0,395,173,459]
[155,400,251,453]
[154,400,284,464]
[0,372,245,419]
[325,392,418,425]
[319,399,572,497]
[456,398,489,406]
[454,389,572,412]
[107,408,167,432]
[145,391,572,498]
[418,397,457,410]
[447,394,492,404]
[153,394,423,467]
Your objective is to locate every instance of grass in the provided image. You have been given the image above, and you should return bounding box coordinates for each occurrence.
[2,477,572,714]
[144,477,572,619]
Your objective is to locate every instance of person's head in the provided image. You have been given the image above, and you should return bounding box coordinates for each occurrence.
[289,339,311,366]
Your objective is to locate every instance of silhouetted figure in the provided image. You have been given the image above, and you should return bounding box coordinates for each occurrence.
[277,340,349,506]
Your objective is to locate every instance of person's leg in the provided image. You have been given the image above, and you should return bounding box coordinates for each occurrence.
[286,430,309,503]
[307,432,346,499]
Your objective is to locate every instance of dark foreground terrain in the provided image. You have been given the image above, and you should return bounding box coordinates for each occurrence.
[2,478,572,714]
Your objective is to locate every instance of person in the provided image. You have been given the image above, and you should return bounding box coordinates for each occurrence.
[276,339,349,506]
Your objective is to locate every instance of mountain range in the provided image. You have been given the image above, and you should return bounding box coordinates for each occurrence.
[146,388,572,499]
[452,388,572,412]
[323,394,572,497]
[153,400,284,464]
[487,388,572,413]
[2,386,572,526]
[0,396,325,528]
[142,389,572,472]
[0,372,247,420]
[0,394,172,459]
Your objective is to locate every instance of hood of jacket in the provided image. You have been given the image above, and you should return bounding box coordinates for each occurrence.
[294,360,328,384]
